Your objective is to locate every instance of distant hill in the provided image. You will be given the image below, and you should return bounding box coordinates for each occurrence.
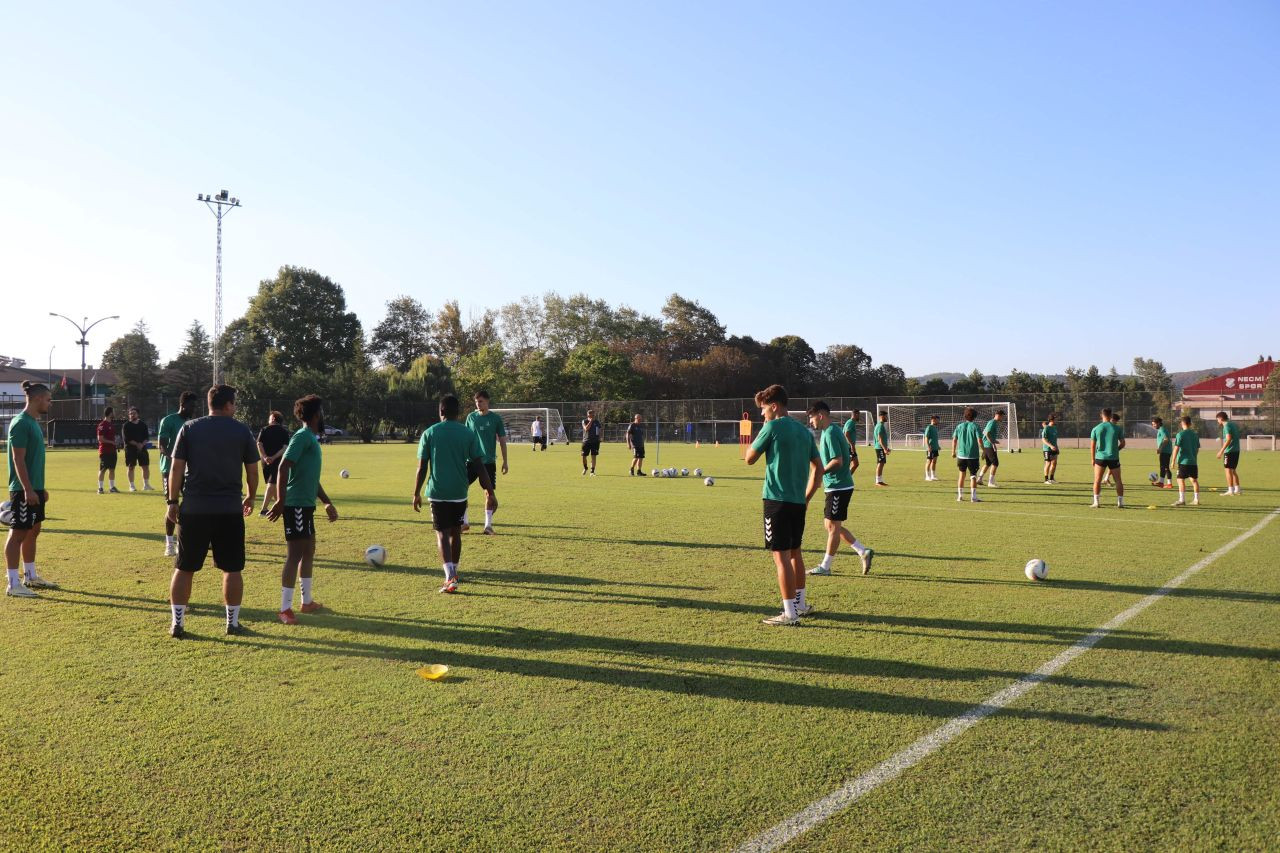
[913,368,1239,390]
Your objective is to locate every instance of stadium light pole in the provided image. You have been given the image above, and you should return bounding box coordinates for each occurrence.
[196,189,242,385]
[49,313,118,419]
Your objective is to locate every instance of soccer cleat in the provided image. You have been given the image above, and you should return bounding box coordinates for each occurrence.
[970,496,982,503]
[1172,499,1185,506]
[143,484,156,491]
[97,487,104,494]
[129,485,137,492]
[6,584,39,598]
[761,612,799,627]
[164,542,177,557]
[795,602,814,617]
[482,526,495,536]
[299,601,323,614]
[278,609,298,625]
[1047,479,1056,484]
[1192,498,1200,506]
[109,486,120,493]
[808,564,831,576]
[169,623,184,639]
[23,574,58,590]
[581,470,588,476]
[439,579,458,594]
[637,470,646,477]
[986,482,999,488]
[225,623,244,636]
[590,471,596,476]
[956,495,964,502]
[861,549,874,575]
[460,522,471,532]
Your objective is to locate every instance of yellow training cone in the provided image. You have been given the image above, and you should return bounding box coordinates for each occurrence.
[417,664,450,681]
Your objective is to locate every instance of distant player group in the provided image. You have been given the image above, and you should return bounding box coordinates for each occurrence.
[4,378,1252,634]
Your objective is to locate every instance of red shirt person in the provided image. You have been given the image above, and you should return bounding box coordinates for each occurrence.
[96,406,120,493]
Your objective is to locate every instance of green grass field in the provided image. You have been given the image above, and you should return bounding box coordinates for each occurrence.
[3,442,1278,851]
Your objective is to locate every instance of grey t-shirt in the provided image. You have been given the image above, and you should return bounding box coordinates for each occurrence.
[172,415,260,514]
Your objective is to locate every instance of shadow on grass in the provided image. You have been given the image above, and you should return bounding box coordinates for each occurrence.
[873,572,1280,604]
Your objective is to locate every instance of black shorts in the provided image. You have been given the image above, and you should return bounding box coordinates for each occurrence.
[1177,464,1199,480]
[125,445,150,467]
[99,450,118,471]
[282,506,316,541]
[467,461,498,490]
[850,448,859,460]
[262,461,280,485]
[582,439,601,456]
[926,449,939,460]
[957,457,979,475]
[1043,449,1059,461]
[1223,454,1239,470]
[632,446,646,460]
[824,489,852,522]
[429,500,467,531]
[6,490,47,530]
[175,512,246,573]
[763,499,806,552]
[875,448,887,465]
[1094,458,1120,470]
[532,436,547,449]
[1158,451,1172,476]
[982,446,999,466]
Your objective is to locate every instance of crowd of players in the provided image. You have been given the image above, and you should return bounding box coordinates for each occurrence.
[3,378,1251,632]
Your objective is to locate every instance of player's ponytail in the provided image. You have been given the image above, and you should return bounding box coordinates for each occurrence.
[21,380,50,396]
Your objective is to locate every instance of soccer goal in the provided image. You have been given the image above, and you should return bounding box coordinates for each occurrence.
[1245,435,1276,451]
[492,408,568,446]
[876,402,1022,452]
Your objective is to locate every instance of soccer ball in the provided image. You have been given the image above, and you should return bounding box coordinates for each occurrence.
[340,469,350,479]
[1148,472,1159,484]
[681,468,689,477]
[669,468,678,477]
[364,545,387,567]
[693,468,703,477]
[0,500,11,526]
[651,469,660,477]
[704,477,715,486]
[1024,558,1048,581]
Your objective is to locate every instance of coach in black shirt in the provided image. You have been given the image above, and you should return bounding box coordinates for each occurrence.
[256,411,291,516]
[122,407,154,491]
[165,384,260,638]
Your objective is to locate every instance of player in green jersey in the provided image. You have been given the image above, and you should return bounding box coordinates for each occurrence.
[977,410,1004,487]
[951,407,983,503]
[922,415,941,481]
[1215,411,1242,495]
[463,390,508,533]
[1171,416,1201,506]
[1090,408,1125,508]
[1151,416,1173,489]
[157,391,198,556]
[1041,414,1060,484]
[872,411,891,486]
[806,402,873,576]
[6,381,57,597]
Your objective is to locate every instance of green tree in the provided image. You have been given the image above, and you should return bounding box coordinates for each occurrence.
[102,321,161,404]
[543,293,614,354]
[498,296,547,359]
[388,354,455,401]
[564,341,642,400]
[661,294,725,361]
[766,335,817,392]
[432,301,498,366]
[675,346,754,397]
[1133,356,1174,416]
[243,266,363,374]
[950,369,987,395]
[511,350,572,401]
[452,343,512,401]
[813,344,873,395]
[218,316,269,389]
[166,321,213,394]
[1264,365,1280,435]
[369,296,433,371]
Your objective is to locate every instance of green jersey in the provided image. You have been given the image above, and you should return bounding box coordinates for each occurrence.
[157,411,188,475]
[1091,421,1120,461]
[982,419,1000,448]
[1155,425,1171,453]
[1041,424,1058,451]
[818,423,854,491]
[923,423,940,452]
[1174,429,1200,467]
[464,410,507,464]
[953,420,982,458]
[1221,420,1241,455]
[7,411,46,492]
[842,417,858,448]
[873,421,889,450]
[751,416,819,504]
[418,420,483,502]
[282,426,323,507]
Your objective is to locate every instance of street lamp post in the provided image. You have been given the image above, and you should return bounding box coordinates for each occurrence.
[49,313,118,419]
[197,189,242,385]
[48,346,55,387]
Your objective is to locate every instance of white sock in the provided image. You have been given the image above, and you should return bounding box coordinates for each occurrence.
[23,561,36,580]
[7,568,19,588]
[819,554,832,569]
[143,478,151,488]
[876,476,883,484]
[171,603,185,626]
[1117,495,1125,507]
[970,486,977,499]
[988,476,996,486]
[301,577,313,605]
[484,509,494,527]
[109,479,116,488]
[165,535,175,546]
[281,586,294,612]
[1178,487,1185,500]
[957,487,963,499]
[850,539,867,556]
[443,563,456,581]
[226,605,240,627]
[461,510,469,525]
[1092,492,1100,504]
[782,598,797,619]
[796,587,807,608]
[1193,489,1199,500]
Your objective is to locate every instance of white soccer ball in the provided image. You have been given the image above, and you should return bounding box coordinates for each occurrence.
[651,469,660,477]
[0,500,12,526]
[1148,471,1159,483]
[681,468,689,477]
[704,477,715,486]
[340,469,350,479]
[693,468,703,477]
[364,545,387,567]
[1024,558,1048,581]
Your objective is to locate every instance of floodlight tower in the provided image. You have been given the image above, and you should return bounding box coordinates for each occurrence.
[197,189,242,385]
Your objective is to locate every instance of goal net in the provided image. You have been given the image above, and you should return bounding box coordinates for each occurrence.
[1245,435,1276,451]
[491,408,568,446]
[876,402,1021,452]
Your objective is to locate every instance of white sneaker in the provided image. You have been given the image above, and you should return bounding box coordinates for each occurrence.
[808,565,831,576]
[1047,479,1056,484]
[986,482,999,488]
[482,526,495,536]
[761,612,799,627]
[1192,498,1200,506]
[1090,502,1099,508]
[6,584,38,598]
[23,574,58,590]
[1172,499,1185,506]
[164,542,177,557]
[129,485,137,492]
[795,602,814,617]
[956,495,964,502]
[970,496,982,503]
[143,484,155,491]
[860,549,874,575]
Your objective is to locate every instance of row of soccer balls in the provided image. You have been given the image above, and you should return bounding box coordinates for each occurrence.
[654,467,714,485]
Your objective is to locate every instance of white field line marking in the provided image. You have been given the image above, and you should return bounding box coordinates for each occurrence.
[733,506,1280,853]
[867,500,1251,531]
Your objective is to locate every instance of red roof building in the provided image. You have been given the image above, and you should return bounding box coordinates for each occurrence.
[1176,361,1277,423]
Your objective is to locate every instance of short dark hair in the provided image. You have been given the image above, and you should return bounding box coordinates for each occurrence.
[930,414,939,422]
[806,400,831,416]
[21,381,49,396]
[1048,413,1057,423]
[440,395,461,419]
[268,410,284,424]
[178,391,199,413]
[473,390,490,401]
[104,406,114,417]
[208,384,237,410]
[1101,407,1113,419]
[128,406,139,414]
[294,394,323,423]
[1151,416,1163,427]
[1181,416,1193,427]
[754,385,787,407]
[993,410,1004,418]
[963,407,977,421]
[1216,411,1228,420]
[878,411,888,420]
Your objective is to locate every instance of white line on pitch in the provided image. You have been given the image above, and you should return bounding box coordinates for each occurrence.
[732,506,1280,853]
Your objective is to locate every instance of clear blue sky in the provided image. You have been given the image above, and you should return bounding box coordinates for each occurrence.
[2,1,1276,377]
